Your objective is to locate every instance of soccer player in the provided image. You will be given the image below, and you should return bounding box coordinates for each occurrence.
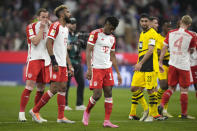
[130,14,165,122]
[158,15,196,119]
[190,32,197,98]
[18,8,50,122]
[82,16,122,128]
[29,5,75,123]
[150,18,173,117]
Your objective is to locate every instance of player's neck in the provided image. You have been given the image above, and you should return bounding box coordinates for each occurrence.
[143,27,150,33]
[180,25,188,30]
[59,19,66,27]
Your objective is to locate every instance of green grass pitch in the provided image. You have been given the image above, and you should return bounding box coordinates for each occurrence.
[0,86,197,131]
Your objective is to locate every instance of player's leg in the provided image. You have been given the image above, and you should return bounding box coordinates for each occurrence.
[129,72,148,120]
[194,84,197,98]
[19,60,41,122]
[35,83,45,105]
[56,81,75,123]
[82,68,104,126]
[191,66,197,98]
[74,64,86,110]
[178,69,195,119]
[102,86,118,128]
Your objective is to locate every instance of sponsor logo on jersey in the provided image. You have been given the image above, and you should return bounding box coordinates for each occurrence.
[89,35,94,41]
[50,29,56,36]
[29,29,34,36]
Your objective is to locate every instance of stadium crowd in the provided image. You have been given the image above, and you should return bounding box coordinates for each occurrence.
[0,0,197,52]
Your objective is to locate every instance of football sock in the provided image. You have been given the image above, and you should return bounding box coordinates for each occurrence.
[33,90,53,113]
[164,102,168,110]
[104,97,113,120]
[149,91,158,117]
[157,87,165,105]
[138,92,148,111]
[34,91,44,105]
[57,92,66,119]
[20,88,32,112]
[161,89,173,107]
[86,96,96,113]
[180,92,188,116]
[129,90,140,116]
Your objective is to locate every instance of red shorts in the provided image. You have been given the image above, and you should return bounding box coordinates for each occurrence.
[26,60,45,83]
[50,66,68,82]
[168,65,190,87]
[89,67,114,90]
[44,65,50,83]
[191,65,197,84]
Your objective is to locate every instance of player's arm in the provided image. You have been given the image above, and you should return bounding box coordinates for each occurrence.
[66,53,74,76]
[110,51,122,85]
[159,44,168,73]
[134,43,155,71]
[31,21,46,46]
[86,44,94,80]
[46,38,58,72]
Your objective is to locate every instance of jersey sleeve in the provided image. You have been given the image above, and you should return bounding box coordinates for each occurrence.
[47,22,60,40]
[87,30,99,45]
[189,35,196,48]
[111,37,116,51]
[26,23,36,40]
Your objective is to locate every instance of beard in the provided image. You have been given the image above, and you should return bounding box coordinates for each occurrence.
[64,16,70,23]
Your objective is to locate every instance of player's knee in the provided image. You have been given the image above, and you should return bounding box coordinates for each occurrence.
[131,87,138,92]
[93,92,102,101]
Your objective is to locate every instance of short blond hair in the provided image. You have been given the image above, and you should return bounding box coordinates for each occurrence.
[54,5,67,18]
[181,15,192,25]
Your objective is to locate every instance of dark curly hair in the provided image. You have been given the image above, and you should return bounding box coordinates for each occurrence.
[104,16,119,29]
[139,13,150,20]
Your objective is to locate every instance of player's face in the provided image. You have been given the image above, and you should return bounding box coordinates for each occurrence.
[38,12,49,23]
[140,18,149,31]
[104,21,115,35]
[63,8,71,23]
[150,19,159,31]
[163,22,172,33]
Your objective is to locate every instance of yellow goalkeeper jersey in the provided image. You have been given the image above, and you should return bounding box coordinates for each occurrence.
[137,28,159,72]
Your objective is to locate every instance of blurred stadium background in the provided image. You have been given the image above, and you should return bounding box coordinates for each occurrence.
[0,0,197,87]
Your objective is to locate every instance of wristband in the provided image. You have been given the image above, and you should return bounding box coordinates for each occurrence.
[50,55,58,66]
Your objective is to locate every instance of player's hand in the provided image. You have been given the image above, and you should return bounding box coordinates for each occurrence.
[134,63,142,71]
[159,62,164,73]
[117,73,122,85]
[86,69,92,80]
[53,64,59,72]
[68,66,74,76]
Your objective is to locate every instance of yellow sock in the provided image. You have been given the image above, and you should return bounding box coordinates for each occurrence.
[164,102,168,110]
[157,88,165,105]
[149,92,159,117]
[129,90,141,116]
[138,94,148,111]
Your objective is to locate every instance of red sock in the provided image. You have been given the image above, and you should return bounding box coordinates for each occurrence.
[34,91,44,105]
[33,91,52,113]
[180,93,188,116]
[161,89,173,107]
[86,96,96,113]
[104,98,113,120]
[57,92,66,119]
[20,88,32,112]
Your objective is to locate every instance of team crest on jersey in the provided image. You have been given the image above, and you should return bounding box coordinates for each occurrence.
[28,73,32,78]
[53,74,57,79]
[89,35,94,41]
[50,29,56,36]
